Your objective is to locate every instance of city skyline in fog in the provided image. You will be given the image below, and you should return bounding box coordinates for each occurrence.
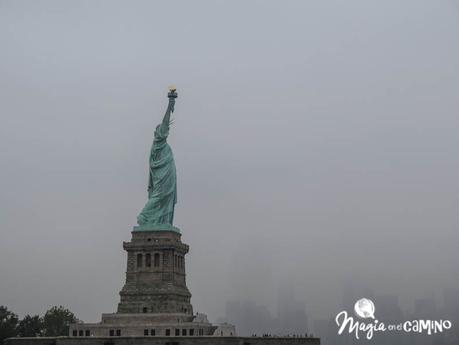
[1,0,459,330]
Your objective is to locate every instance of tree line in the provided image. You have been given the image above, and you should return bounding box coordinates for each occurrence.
[0,305,78,344]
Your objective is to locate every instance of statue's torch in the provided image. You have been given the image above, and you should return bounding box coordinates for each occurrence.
[168,85,178,99]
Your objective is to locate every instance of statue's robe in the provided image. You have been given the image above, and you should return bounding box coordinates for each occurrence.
[137,122,177,225]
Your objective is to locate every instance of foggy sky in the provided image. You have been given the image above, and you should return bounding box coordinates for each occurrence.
[1,0,459,325]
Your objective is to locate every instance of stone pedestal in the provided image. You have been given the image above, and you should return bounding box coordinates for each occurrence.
[68,228,218,337]
[118,229,193,315]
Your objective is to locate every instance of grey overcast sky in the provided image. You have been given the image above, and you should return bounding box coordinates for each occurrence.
[1,0,459,325]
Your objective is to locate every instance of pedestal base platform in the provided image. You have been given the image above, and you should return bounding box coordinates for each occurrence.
[6,336,320,345]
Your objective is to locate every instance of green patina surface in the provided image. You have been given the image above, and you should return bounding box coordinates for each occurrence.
[136,90,179,232]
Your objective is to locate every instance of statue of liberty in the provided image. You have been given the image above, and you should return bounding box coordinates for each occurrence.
[136,87,179,231]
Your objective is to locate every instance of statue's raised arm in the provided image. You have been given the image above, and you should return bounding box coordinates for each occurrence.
[136,87,179,232]
[155,87,177,142]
